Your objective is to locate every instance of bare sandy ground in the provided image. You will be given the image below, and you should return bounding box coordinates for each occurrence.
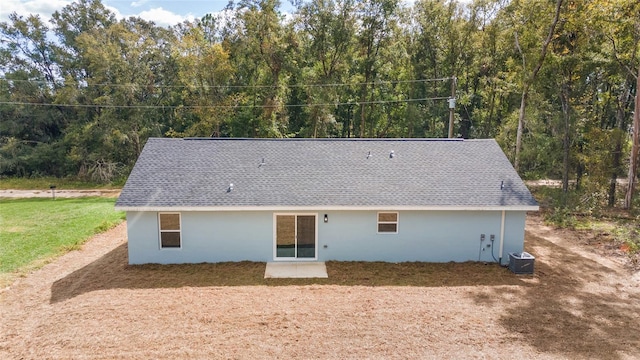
[1,216,639,359]
[0,189,120,198]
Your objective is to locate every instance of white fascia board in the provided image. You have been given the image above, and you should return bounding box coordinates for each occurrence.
[115,205,539,212]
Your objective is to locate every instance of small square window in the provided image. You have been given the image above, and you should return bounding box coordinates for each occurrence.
[159,213,181,248]
[377,212,398,234]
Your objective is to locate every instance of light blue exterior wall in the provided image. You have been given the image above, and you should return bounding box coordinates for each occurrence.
[502,211,527,264]
[126,211,273,264]
[319,211,525,265]
[125,210,527,265]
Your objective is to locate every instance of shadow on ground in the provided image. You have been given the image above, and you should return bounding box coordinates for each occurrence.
[484,231,640,359]
[50,242,528,304]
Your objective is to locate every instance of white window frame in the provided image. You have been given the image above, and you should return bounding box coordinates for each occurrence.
[377,211,399,234]
[158,212,182,249]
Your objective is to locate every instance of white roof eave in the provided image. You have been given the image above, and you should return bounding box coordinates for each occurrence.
[115,205,540,212]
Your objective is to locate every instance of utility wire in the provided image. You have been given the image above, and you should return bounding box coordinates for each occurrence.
[0,96,450,109]
[0,77,455,89]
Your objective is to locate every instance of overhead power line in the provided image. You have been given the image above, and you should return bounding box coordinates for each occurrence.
[0,96,451,109]
[0,77,455,90]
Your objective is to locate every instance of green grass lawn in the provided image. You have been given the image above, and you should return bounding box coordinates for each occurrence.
[0,197,125,280]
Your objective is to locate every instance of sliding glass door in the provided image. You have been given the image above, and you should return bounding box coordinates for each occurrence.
[275,214,316,259]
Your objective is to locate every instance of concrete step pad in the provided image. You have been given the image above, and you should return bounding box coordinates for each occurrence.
[264,262,328,278]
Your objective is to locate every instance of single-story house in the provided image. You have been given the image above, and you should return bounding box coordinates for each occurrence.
[115,138,538,266]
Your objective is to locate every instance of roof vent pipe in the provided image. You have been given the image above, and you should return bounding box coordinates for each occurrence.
[227,183,234,193]
[390,150,395,159]
[500,180,504,190]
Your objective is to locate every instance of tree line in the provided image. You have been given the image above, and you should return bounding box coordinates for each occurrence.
[0,0,639,209]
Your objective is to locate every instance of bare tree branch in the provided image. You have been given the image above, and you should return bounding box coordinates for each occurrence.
[609,34,637,79]
[514,0,565,171]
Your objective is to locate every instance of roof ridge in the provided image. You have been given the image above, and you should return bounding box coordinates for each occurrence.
[179,137,477,142]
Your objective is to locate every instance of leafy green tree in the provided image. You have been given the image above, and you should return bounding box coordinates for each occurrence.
[586,0,640,208]
[458,0,513,139]
[500,0,564,171]
[51,0,117,81]
[222,0,295,137]
[296,0,356,137]
[354,0,400,138]
[62,17,177,180]
[407,0,474,138]
[1,0,640,214]
[0,13,70,176]
[170,23,235,137]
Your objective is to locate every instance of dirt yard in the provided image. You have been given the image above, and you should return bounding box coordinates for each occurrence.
[1,214,639,359]
[0,189,121,198]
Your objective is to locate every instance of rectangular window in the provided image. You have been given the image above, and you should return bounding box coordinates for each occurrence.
[377,212,398,233]
[159,213,181,248]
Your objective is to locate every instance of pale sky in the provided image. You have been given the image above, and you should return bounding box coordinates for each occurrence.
[1,0,239,27]
[0,0,467,29]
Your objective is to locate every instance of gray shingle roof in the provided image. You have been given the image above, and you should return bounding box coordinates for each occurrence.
[115,138,538,210]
